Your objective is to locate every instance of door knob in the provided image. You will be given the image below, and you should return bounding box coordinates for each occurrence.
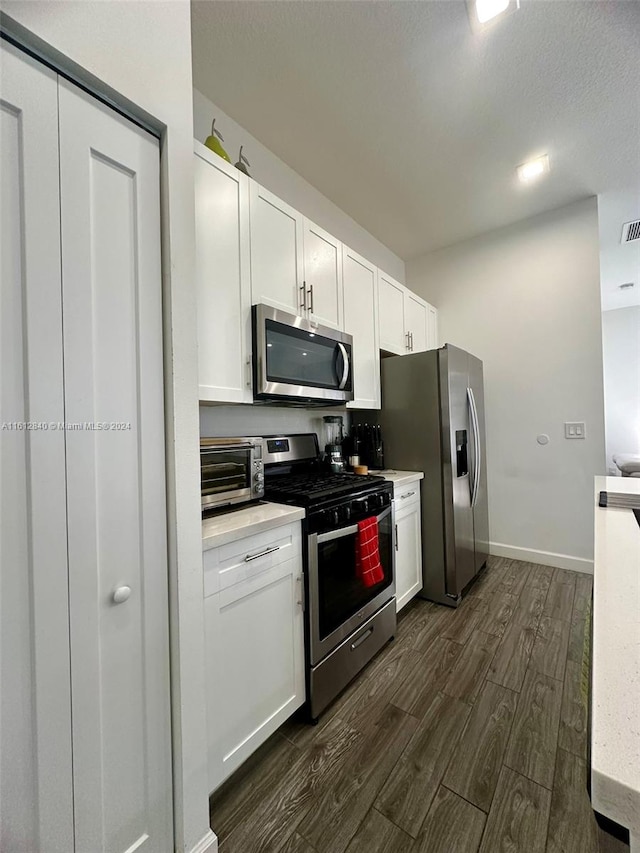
[112,585,132,604]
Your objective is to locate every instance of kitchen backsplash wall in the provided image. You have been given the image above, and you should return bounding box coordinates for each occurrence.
[200,404,350,442]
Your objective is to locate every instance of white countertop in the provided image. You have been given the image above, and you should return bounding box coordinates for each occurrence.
[591,476,640,845]
[377,470,424,490]
[202,502,305,551]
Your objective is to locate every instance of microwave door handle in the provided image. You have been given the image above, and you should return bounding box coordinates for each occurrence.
[337,343,350,390]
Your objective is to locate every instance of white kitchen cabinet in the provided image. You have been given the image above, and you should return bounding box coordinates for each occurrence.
[303,218,343,330]
[343,246,381,409]
[393,480,423,611]
[378,272,439,355]
[195,142,252,403]
[1,42,172,853]
[204,523,305,792]
[250,182,305,315]
[378,271,407,355]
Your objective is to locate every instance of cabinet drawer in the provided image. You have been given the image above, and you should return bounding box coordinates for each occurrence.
[204,522,301,598]
[394,481,421,507]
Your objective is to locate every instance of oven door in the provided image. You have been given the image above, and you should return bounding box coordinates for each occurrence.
[253,304,354,404]
[307,503,395,666]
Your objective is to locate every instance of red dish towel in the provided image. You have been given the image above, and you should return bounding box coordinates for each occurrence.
[355,516,384,588]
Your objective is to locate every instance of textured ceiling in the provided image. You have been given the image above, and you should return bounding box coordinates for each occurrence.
[191,0,640,260]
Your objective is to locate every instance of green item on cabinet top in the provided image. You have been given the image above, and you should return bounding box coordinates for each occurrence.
[204,118,231,163]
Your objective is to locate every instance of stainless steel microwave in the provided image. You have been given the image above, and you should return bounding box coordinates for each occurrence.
[200,437,264,514]
[252,304,354,406]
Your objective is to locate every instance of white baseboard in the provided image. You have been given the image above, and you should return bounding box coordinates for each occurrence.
[188,829,218,853]
[489,542,593,575]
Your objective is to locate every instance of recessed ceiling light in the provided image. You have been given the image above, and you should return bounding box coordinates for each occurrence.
[517,154,550,184]
[476,0,509,24]
[467,0,519,31]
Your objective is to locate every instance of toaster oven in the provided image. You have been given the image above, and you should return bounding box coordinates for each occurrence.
[200,437,264,514]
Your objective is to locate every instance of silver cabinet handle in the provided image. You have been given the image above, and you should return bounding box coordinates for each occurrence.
[410,331,414,351]
[245,545,281,562]
[300,282,307,312]
[337,342,350,390]
[307,283,314,314]
[246,357,252,388]
[395,524,399,551]
[400,490,416,499]
[406,331,411,351]
[296,574,305,610]
[112,585,131,604]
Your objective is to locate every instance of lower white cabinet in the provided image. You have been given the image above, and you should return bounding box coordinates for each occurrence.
[393,480,424,611]
[204,522,305,792]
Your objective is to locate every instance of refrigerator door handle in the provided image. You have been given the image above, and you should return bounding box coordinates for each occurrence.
[467,386,481,509]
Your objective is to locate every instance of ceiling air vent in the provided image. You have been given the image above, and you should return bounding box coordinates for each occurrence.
[621,220,640,243]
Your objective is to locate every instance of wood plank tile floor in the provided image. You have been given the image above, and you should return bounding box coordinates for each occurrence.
[210,557,630,853]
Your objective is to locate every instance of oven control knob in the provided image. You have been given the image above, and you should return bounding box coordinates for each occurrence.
[331,509,340,526]
[255,473,264,484]
[342,505,352,522]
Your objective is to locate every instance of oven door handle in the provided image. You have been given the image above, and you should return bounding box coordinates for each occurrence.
[316,505,392,544]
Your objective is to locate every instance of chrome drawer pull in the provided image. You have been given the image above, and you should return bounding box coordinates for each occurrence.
[351,626,374,651]
[244,545,281,562]
[400,490,416,499]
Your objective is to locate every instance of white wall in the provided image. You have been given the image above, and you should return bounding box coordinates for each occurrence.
[598,188,640,311]
[601,306,640,473]
[0,5,212,853]
[193,88,406,283]
[200,404,349,442]
[407,197,606,572]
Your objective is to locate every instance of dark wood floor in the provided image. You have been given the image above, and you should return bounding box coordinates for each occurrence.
[210,557,630,853]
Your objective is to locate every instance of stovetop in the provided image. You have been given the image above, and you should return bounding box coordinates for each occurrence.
[264,470,385,507]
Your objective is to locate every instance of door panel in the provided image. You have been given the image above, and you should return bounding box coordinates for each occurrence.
[405,293,429,353]
[58,79,172,853]
[304,219,343,330]
[440,345,475,596]
[0,42,74,853]
[344,248,380,409]
[378,273,406,354]
[195,146,252,403]
[469,354,490,573]
[395,505,423,611]
[427,304,438,350]
[250,183,304,315]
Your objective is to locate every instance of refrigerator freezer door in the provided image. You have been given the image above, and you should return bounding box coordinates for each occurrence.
[468,354,490,574]
[440,346,476,597]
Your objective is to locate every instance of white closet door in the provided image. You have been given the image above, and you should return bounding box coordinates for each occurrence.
[0,42,74,853]
[58,80,172,853]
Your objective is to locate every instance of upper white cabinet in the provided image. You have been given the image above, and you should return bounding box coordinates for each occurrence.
[378,271,438,355]
[195,143,252,403]
[303,219,343,330]
[343,246,381,409]
[250,182,305,316]
[378,272,407,354]
[405,291,429,353]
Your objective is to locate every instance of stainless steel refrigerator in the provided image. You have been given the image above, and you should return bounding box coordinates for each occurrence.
[376,344,489,607]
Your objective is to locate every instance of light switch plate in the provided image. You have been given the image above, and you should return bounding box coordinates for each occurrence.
[565,421,586,439]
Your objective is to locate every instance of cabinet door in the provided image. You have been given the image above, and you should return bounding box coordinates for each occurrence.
[0,41,74,853]
[195,144,252,403]
[378,272,407,354]
[343,247,381,409]
[405,292,429,353]
[58,80,172,853]
[250,183,304,315]
[205,554,305,791]
[395,502,423,612]
[303,219,343,330]
[427,303,439,350]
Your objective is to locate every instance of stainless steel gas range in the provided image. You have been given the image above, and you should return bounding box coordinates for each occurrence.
[262,433,396,721]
